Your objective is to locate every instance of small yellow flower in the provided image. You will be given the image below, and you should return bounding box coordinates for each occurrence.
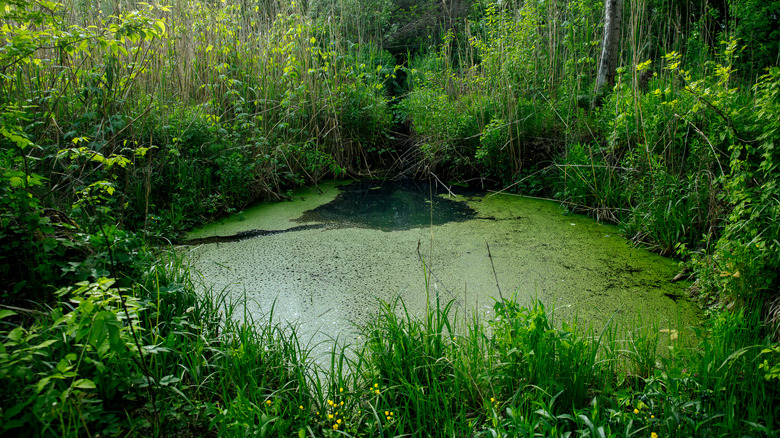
[490,397,496,403]
[266,400,272,406]
[339,387,344,392]
[385,411,389,416]
[633,408,639,414]
[374,389,380,394]
[340,401,344,406]
[328,400,334,406]
[387,416,391,420]
[337,419,342,424]
[299,405,304,410]
[651,415,655,418]
[651,433,658,438]
[333,424,338,430]
[328,414,333,419]
[374,383,379,388]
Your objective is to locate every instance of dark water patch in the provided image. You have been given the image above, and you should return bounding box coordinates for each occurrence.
[184,223,333,245]
[294,179,478,231]
[664,292,682,302]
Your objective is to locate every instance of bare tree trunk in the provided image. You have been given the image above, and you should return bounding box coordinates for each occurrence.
[595,0,623,96]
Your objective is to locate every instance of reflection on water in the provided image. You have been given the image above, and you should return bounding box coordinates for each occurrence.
[295,180,477,231]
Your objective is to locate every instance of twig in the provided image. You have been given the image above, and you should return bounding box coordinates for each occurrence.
[488,166,551,197]
[416,240,464,312]
[0,304,46,315]
[429,172,456,197]
[675,113,726,177]
[682,83,757,145]
[485,241,504,302]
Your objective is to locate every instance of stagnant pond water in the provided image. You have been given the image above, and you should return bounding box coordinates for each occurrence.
[186,180,700,352]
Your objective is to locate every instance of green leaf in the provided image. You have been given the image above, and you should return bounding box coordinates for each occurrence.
[56,358,70,373]
[32,339,57,350]
[0,310,17,320]
[159,375,180,387]
[7,327,24,342]
[88,311,121,351]
[72,378,96,389]
[35,376,52,393]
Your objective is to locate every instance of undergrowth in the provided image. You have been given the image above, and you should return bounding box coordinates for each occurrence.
[2,253,778,436]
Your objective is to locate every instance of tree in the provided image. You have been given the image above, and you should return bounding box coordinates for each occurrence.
[594,0,623,104]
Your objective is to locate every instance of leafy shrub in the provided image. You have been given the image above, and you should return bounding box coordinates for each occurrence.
[701,67,780,306]
[0,279,145,437]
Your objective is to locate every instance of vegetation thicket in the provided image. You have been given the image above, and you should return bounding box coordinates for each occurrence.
[1,0,779,436]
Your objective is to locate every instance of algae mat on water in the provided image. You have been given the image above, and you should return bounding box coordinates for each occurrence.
[187,180,701,348]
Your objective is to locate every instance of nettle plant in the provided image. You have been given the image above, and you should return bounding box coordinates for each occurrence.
[0,278,150,436]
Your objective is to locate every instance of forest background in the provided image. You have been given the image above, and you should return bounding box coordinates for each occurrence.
[1,0,780,436]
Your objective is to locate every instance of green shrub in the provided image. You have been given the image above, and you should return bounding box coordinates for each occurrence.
[701,67,780,306]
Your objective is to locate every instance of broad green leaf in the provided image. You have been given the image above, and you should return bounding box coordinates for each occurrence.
[7,327,24,342]
[88,311,120,350]
[35,376,52,393]
[56,358,71,373]
[72,378,96,389]
[33,339,57,350]
[159,375,180,386]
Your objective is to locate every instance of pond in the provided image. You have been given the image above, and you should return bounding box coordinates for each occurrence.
[186,179,701,352]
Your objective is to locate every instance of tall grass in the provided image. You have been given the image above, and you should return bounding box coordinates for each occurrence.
[1,243,778,436]
[1,0,395,238]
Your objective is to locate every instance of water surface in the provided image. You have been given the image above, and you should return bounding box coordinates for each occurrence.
[187,180,700,350]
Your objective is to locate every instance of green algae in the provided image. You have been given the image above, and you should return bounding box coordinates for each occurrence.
[187,181,348,239]
[186,182,701,350]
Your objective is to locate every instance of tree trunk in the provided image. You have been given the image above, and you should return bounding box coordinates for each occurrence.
[595,0,623,97]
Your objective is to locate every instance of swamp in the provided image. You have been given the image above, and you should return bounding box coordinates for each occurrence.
[1,0,780,436]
